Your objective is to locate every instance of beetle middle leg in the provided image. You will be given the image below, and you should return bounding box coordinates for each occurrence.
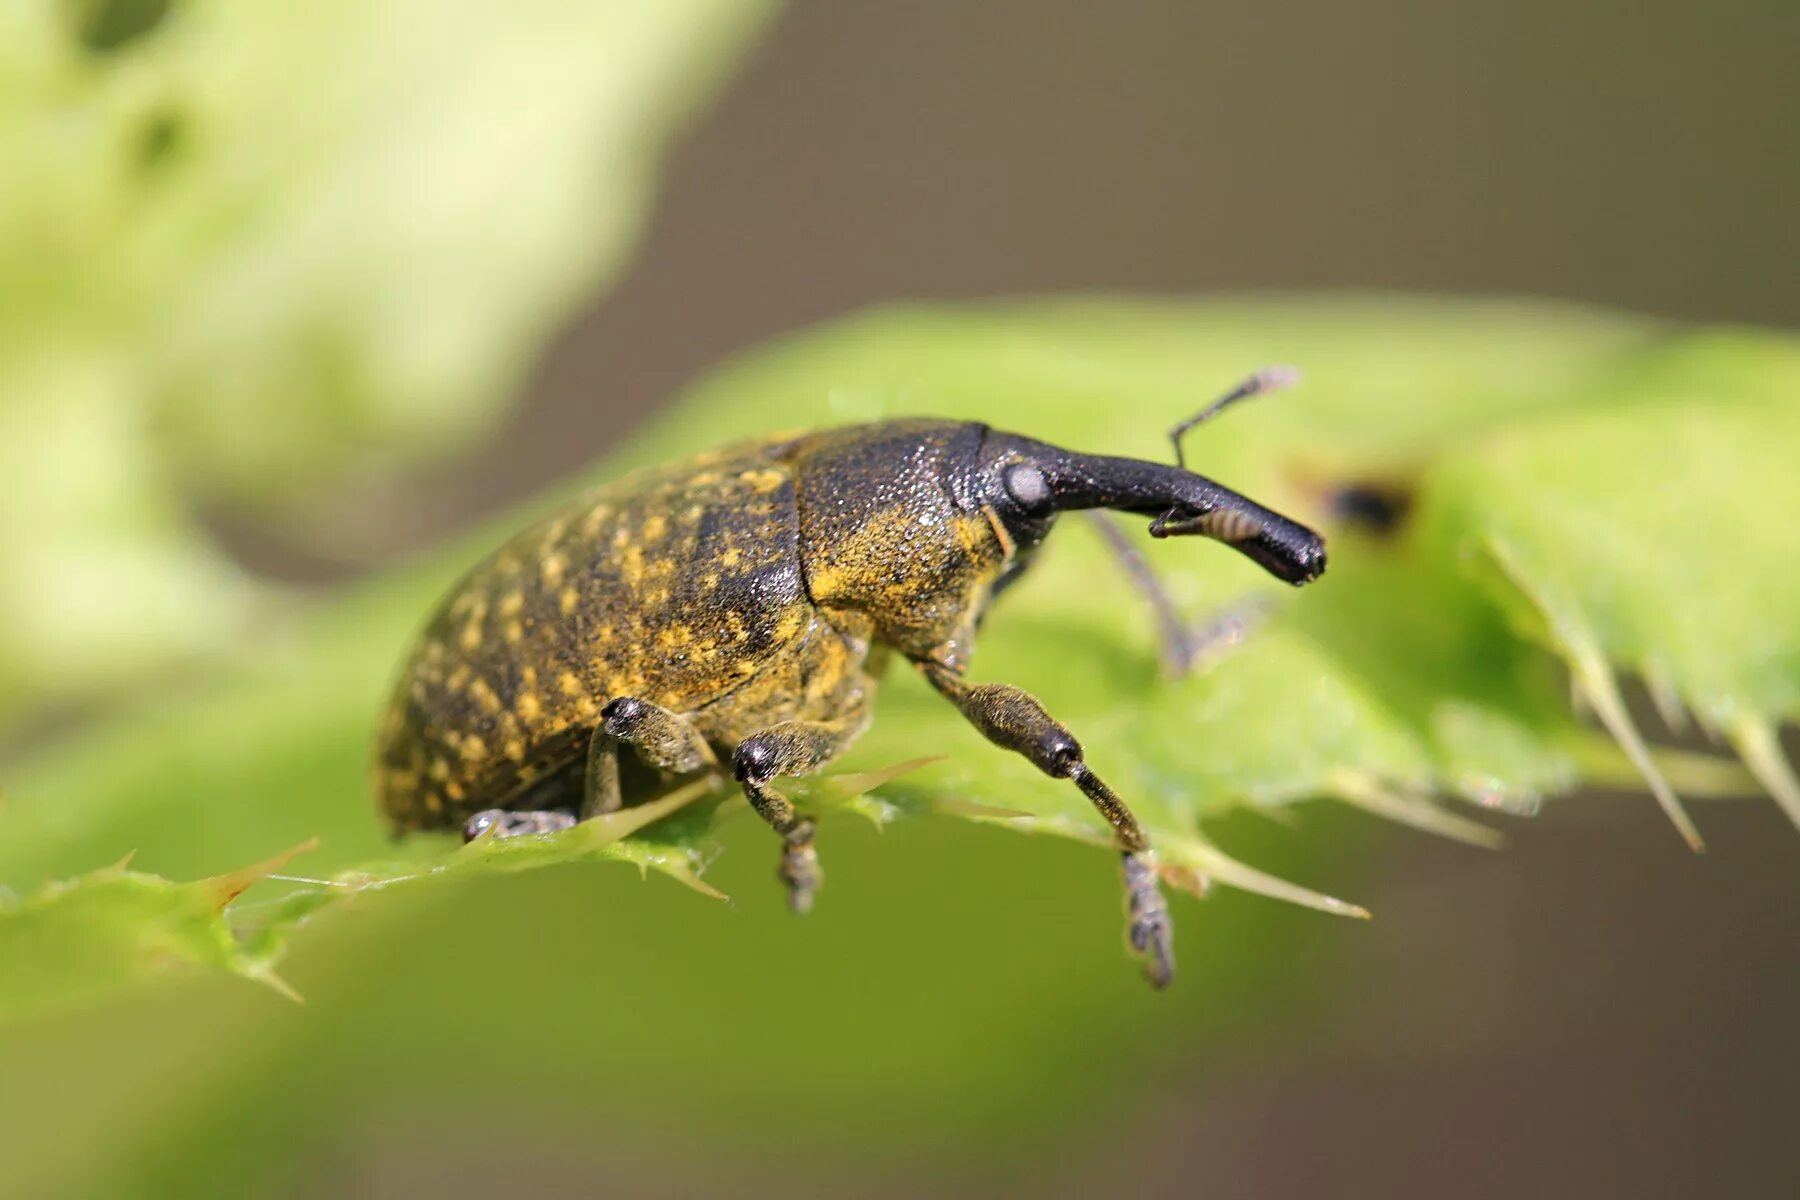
[733,707,872,915]
[1086,511,1272,679]
[463,697,715,842]
[918,661,1175,988]
[582,696,718,818]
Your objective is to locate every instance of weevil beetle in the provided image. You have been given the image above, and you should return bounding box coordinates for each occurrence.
[376,370,1325,987]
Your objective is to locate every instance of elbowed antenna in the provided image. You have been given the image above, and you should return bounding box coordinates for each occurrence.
[1167,365,1301,471]
[1155,365,1320,583]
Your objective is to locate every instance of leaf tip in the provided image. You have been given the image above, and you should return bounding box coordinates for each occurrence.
[1642,658,1692,736]
[1727,718,1800,833]
[248,967,306,1006]
[660,859,728,901]
[1569,642,1705,852]
[1485,535,1705,850]
[820,756,946,798]
[1329,771,1506,850]
[1167,836,1370,920]
[202,838,321,910]
[932,796,1034,822]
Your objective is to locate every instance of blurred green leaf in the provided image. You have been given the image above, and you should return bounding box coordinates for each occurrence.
[0,0,778,723]
[4,297,1793,1036]
[0,840,309,1025]
[1423,333,1800,834]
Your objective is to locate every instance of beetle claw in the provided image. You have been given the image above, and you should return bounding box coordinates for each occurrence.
[1123,852,1175,989]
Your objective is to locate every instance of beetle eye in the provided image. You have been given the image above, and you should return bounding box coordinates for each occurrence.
[1002,463,1053,515]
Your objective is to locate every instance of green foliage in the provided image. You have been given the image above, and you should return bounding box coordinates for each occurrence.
[0,841,307,1024]
[4,297,1793,1039]
[0,0,778,723]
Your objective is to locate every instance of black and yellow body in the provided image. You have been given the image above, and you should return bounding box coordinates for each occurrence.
[378,396,1326,988]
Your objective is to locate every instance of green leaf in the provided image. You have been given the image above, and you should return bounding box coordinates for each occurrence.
[1422,332,1800,835]
[2,297,1793,1027]
[0,842,311,1025]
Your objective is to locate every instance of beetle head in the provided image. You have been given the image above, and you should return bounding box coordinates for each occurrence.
[969,366,1326,585]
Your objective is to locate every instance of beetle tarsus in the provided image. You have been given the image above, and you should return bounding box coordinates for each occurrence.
[1123,851,1175,989]
[464,808,577,841]
[779,823,822,914]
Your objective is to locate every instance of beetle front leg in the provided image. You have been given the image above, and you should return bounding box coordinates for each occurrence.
[918,661,1174,988]
[733,711,871,914]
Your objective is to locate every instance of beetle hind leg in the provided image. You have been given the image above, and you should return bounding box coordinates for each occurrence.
[581,696,718,818]
[733,709,872,914]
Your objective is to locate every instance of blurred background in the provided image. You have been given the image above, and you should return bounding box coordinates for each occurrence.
[317,0,1800,563]
[4,2,1797,1197]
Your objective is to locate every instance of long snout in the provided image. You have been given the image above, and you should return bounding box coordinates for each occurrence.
[1025,444,1328,586]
